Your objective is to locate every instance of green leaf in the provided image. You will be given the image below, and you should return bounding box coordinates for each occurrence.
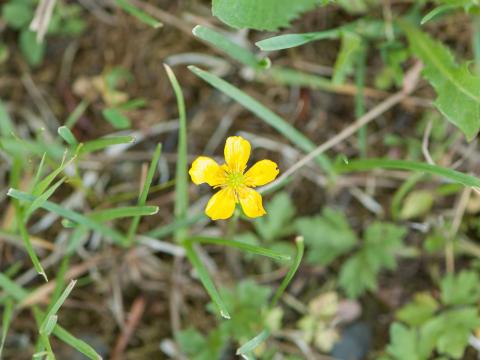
[2,2,33,29]
[440,270,480,306]
[396,293,439,327]
[176,328,226,360]
[387,323,423,360]
[115,0,162,28]
[89,205,159,222]
[421,307,480,359]
[332,31,364,84]
[19,30,45,67]
[253,192,296,242]
[296,208,357,266]
[101,108,131,129]
[79,135,134,154]
[212,280,271,340]
[57,126,78,146]
[339,252,377,298]
[212,0,327,31]
[402,23,480,141]
[164,65,188,242]
[339,222,406,298]
[237,330,270,357]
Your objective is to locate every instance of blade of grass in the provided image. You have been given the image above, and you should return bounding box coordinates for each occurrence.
[192,25,269,69]
[355,48,367,157]
[0,299,14,357]
[236,329,270,358]
[183,240,230,319]
[0,100,15,137]
[256,29,340,51]
[270,236,304,307]
[79,135,135,155]
[32,153,73,196]
[8,189,127,245]
[164,64,189,242]
[188,66,333,175]
[116,0,162,28]
[0,273,29,300]
[90,206,159,222]
[127,143,162,244]
[14,203,48,281]
[65,100,88,128]
[40,280,77,336]
[31,153,47,191]
[26,177,66,220]
[185,237,291,262]
[58,126,78,147]
[335,158,480,188]
[391,173,425,220]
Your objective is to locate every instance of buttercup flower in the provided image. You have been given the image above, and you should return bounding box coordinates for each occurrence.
[189,136,279,220]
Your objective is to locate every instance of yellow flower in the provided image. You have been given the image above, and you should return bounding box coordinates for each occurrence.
[189,136,279,220]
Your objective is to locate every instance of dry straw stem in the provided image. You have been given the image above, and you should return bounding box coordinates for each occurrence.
[260,61,424,193]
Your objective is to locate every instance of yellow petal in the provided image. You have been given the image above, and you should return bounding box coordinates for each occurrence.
[224,136,251,172]
[205,188,236,220]
[189,156,226,186]
[238,187,266,218]
[244,160,279,187]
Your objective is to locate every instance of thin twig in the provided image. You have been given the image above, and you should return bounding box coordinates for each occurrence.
[261,62,423,193]
[422,118,435,165]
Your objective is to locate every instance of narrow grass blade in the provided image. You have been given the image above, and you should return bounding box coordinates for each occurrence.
[31,153,47,191]
[65,100,88,128]
[0,273,28,301]
[188,66,333,174]
[0,299,14,357]
[391,173,425,220]
[90,206,159,222]
[14,203,48,281]
[32,154,73,196]
[164,64,189,242]
[335,158,480,188]
[79,135,134,155]
[183,241,230,319]
[192,25,269,69]
[127,143,162,244]
[58,126,78,146]
[186,237,291,262]
[52,325,102,360]
[267,66,338,92]
[270,236,304,307]
[146,213,206,239]
[0,100,15,137]
[26,177,65,220]
[8,189,127,245]
[40,280,77,335]
[256,29,340,51]
[421,4,458,24]
[116,0,162,28]
[237,330,270,358]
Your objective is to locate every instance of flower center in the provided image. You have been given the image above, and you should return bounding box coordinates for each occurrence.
[226,171,244,189]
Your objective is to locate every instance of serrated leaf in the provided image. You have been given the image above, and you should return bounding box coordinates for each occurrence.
[339,222,406,298]
[402,23,480,141]
[396,293,439,327]
[339,252,377,298]
[212,0,328,31]
[420,307,480,359]
[440,270,480,306]
[254,192,296,242]
[296,208,357,266]
[387,323,423,360]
